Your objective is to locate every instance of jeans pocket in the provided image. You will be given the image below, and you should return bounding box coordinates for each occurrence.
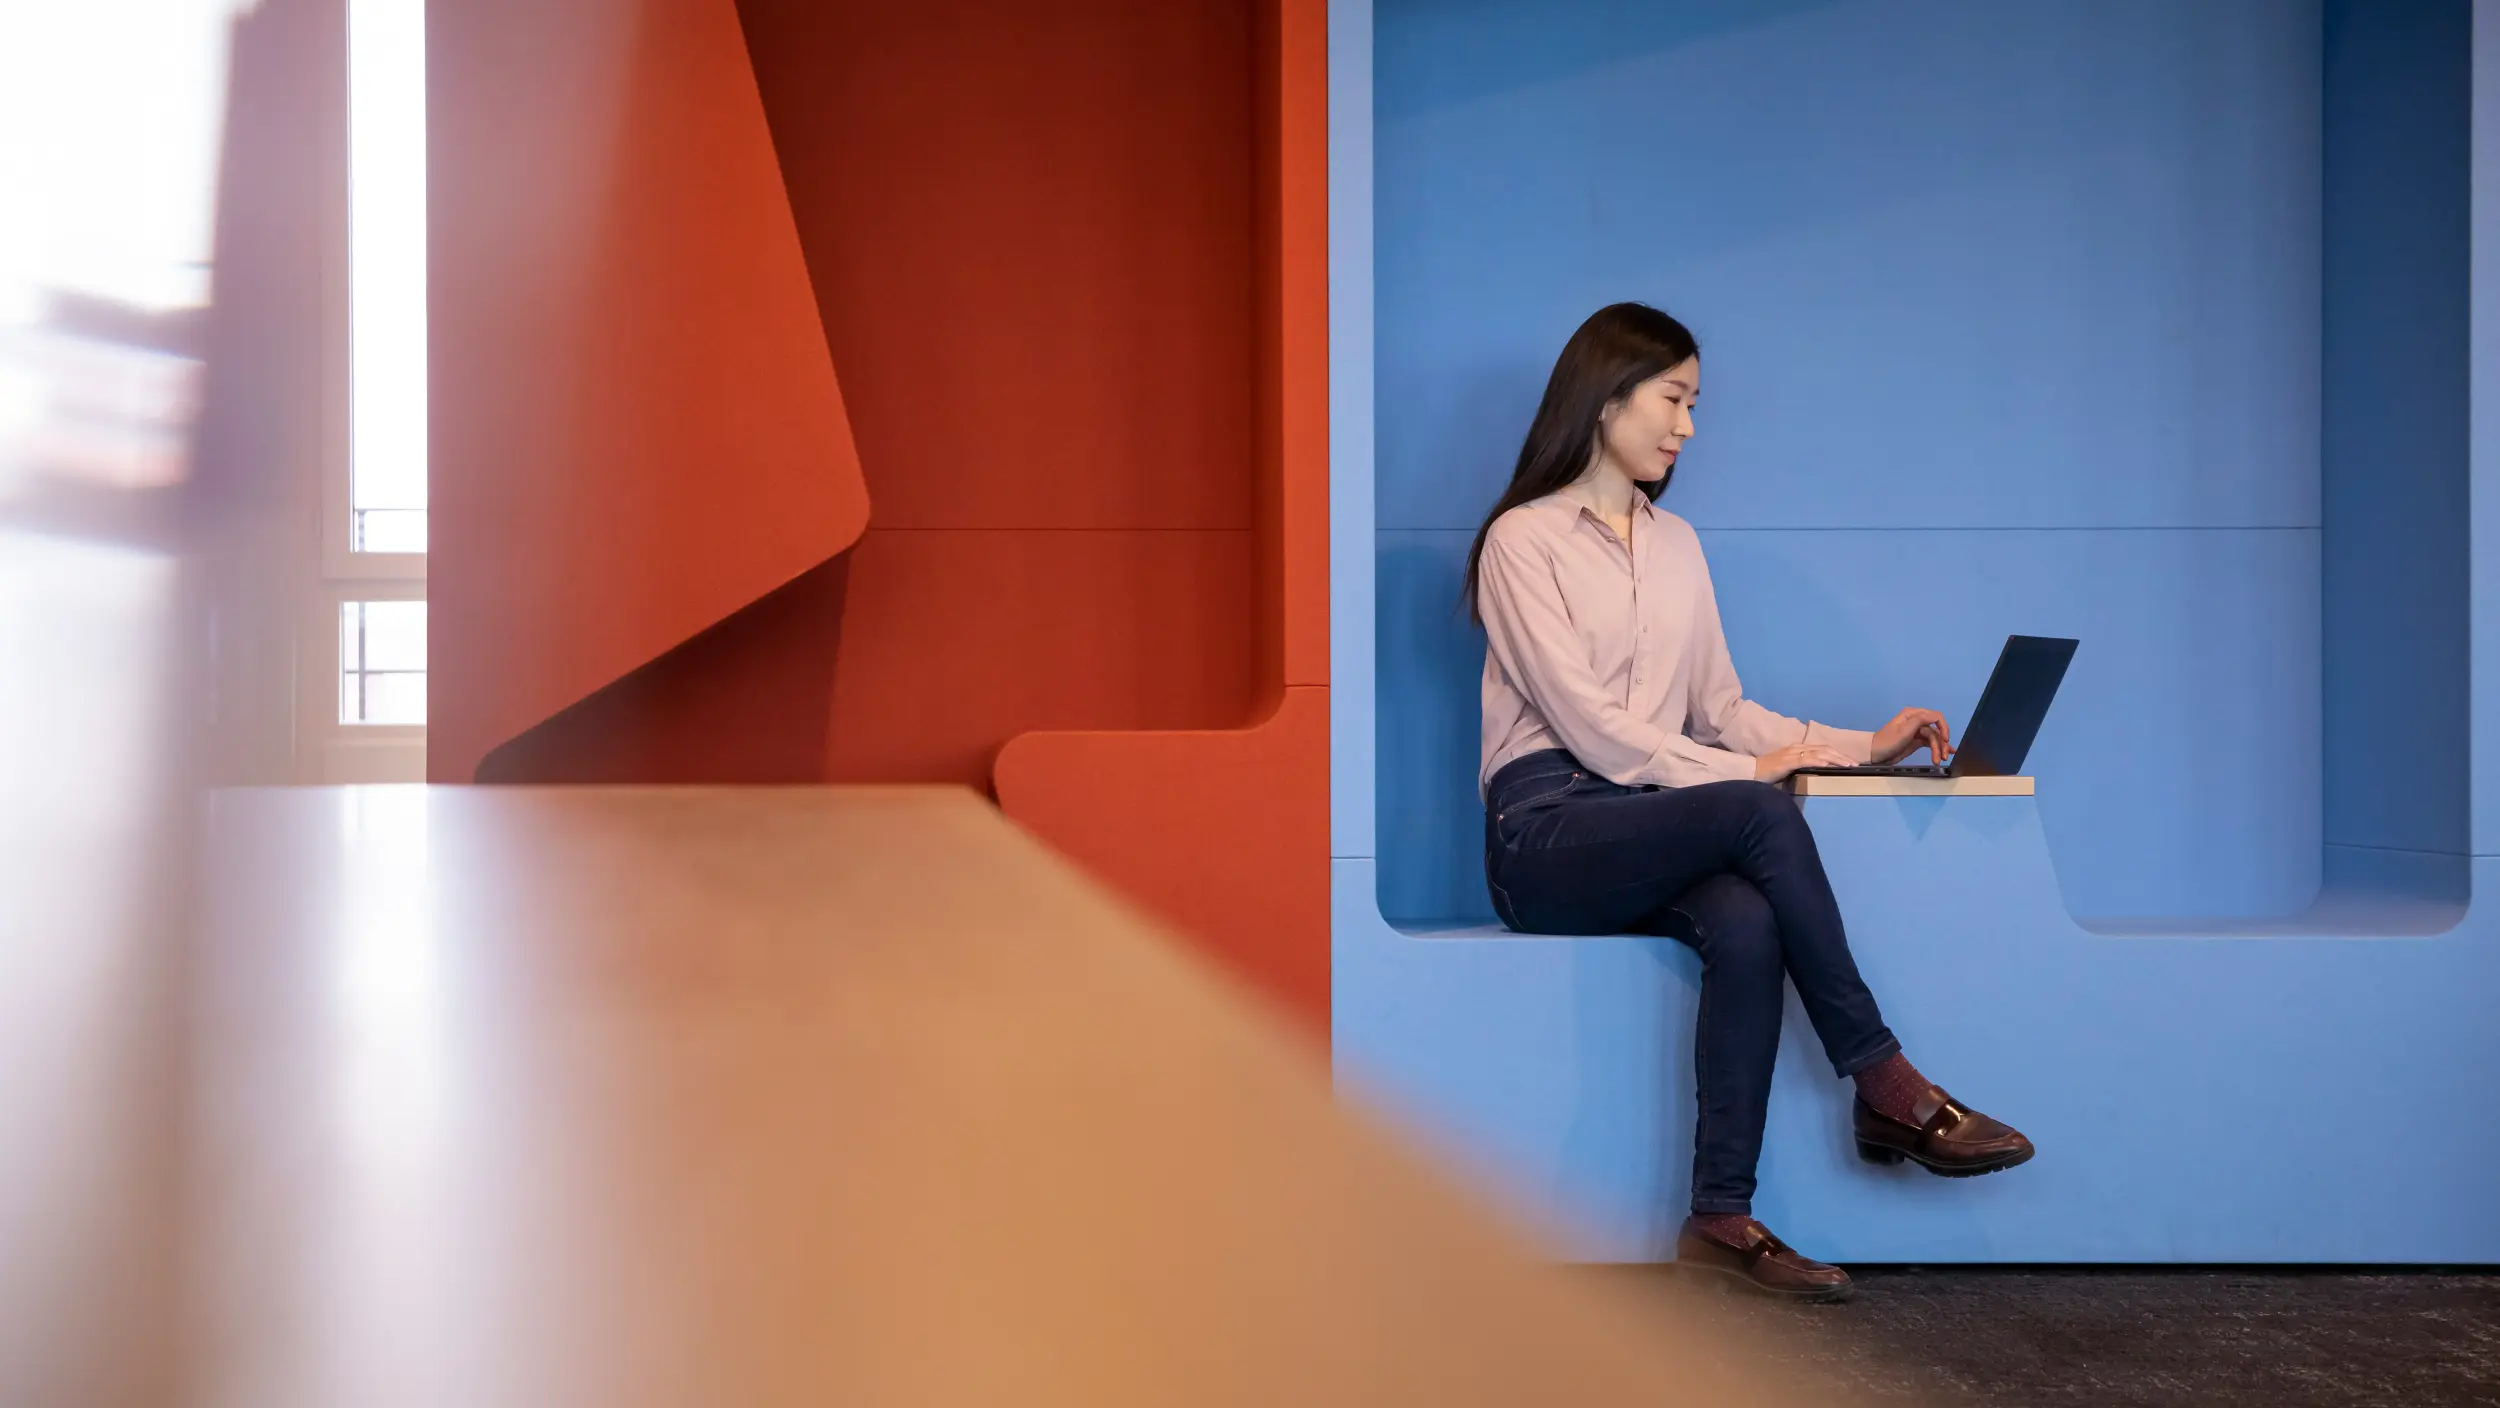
[1491,776,1582,857]
[1510,779,1578,812]
[1494,770,1583,819]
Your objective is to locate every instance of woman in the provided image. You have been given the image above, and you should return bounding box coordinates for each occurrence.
[1467,303,2032,1302]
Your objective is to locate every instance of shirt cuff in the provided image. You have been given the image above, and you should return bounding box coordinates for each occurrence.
[1706,748,1759,784]
[1805,722,1878,765]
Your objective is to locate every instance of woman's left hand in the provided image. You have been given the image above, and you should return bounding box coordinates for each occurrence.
[1871,708,1953,766]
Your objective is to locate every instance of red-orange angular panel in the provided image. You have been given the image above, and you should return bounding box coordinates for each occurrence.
[428,0,867,782]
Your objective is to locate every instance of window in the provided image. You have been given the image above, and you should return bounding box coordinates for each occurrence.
[345,0,427,558]
[339,598,426,725]
[314,0,427,781]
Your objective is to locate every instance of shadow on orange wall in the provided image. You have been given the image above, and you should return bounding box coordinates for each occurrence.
[477,556,852,784]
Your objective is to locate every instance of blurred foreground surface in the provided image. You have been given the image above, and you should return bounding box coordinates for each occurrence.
[6,752,1832,1404]
[0,527,185,1408]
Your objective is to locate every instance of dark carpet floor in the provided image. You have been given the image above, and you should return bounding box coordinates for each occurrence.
[1589,1266,2500,1406]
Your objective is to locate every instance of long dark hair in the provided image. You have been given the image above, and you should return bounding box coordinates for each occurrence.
[1461,302,1701,621]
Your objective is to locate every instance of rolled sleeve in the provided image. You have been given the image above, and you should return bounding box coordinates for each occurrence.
[1804,721,1877,765]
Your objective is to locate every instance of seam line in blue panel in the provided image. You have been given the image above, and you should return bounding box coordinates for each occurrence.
[1373,524,2323,535]
[2327,841,2474,857]
[862,526,1254,534]
[1697,524,2323,533]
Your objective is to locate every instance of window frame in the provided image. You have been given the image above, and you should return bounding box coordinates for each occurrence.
[297,0,428,783]
[302,580,427,782]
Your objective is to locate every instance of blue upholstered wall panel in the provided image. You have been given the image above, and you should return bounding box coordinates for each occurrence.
[2322,0,2472,871]
[2477,0,2500,853]
[1376,0,2321,533]
[1375,0,2326,919]
[1334,0,2495,1263]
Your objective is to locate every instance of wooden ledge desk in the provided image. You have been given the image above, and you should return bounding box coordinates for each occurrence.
[1787,773,2035,797]
[192,786,1808,1407]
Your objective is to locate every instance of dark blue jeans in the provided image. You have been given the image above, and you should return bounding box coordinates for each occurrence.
[1483,749,1902,1215]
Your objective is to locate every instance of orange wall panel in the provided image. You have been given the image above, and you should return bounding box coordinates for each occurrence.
[994,688,1331,1023]
[427,0,866,782]
[823,530,1255,786]
[991,0,1331,1029]
[736,0,1257,534]
[1268,0,1333,694]
[733,0,1272,781]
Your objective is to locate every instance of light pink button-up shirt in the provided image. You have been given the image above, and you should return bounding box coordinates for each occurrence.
[1477,493,1874,797]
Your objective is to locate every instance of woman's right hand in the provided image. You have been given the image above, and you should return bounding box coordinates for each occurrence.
[1753,742,1858,782]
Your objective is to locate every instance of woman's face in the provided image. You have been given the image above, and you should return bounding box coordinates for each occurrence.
[1594,358,1699,485]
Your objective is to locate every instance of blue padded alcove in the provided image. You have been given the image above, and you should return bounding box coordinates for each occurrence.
[1328,0,2499,1262]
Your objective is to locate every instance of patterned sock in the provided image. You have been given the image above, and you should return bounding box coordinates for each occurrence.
[1687,1212,1758,1245]
[1851,1051,1934,1123]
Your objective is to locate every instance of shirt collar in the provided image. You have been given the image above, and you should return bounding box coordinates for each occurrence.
[1541,490,1657,530]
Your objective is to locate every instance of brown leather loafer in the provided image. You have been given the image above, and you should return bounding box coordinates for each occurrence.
[1674,1217,1853,1302]
[1854,1086,2034,1177]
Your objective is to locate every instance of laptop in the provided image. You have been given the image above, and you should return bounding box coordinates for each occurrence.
[1791,634,2079,779]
